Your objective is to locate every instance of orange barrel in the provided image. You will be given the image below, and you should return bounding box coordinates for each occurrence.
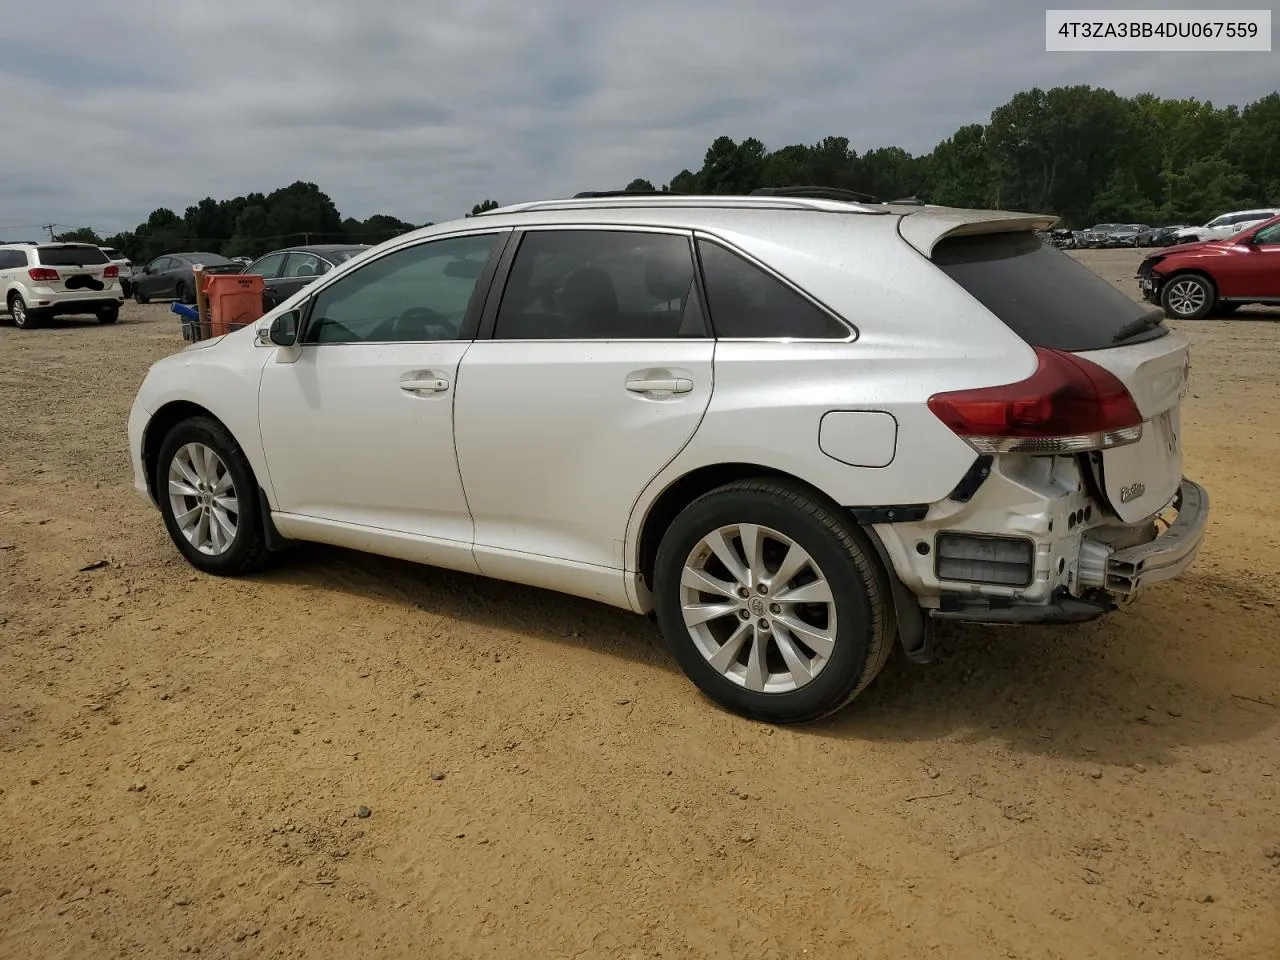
[204,274,266,337]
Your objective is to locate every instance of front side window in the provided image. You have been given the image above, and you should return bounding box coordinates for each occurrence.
[1253,222,1280,245]
[248,253,286,279]
[696,240,848,339]
[304,233,498,344]
[493,230,703,340]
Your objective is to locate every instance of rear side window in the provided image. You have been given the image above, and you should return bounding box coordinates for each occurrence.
[494,230,704,340]
[0,250,28,268]
[932,231,1166,352]
[37,245,109,266]
[696,240,847,339]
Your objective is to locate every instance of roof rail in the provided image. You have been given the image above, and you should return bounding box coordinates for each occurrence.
[478,194,890,217]
[750,185,883,204]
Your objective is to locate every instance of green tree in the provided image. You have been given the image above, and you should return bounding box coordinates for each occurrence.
[54,227,103,244]
[467,200,500,216]
[623,178,656,192]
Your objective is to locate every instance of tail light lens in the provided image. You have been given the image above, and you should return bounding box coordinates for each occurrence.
[28,267,59,282]
[104,265,119,279]
[927,347,1143,454]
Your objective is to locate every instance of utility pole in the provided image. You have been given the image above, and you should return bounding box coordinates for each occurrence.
[43,224,56,241]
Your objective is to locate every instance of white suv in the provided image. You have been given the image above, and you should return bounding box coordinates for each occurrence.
[100,246,135,297]
[1173,207,1279,243]
[1,241,125,329]
[126,193,1209,723]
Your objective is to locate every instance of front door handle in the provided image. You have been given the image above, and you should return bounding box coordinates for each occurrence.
[625,377,693,394]
[400,377,450,393]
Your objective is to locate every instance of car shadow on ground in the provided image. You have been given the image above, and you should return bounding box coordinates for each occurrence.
[251,544,1276,765]
[251,542,671,672]
[808,599,1277,766]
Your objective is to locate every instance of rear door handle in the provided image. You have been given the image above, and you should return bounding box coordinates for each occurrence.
[400,377,450,393]
[625,377,693,394]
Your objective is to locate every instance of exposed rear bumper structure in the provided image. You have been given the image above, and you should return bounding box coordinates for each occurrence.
[1103,479,1208,594]
[924,478,1208,626]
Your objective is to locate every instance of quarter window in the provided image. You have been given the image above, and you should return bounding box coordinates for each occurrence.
[696,240,847,339]
[0,250,27,268]
[304,233,498,344]
[493,230,704,340]
[249,253,287,279]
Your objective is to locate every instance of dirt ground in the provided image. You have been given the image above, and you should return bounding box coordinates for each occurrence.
[1,249,1277,960]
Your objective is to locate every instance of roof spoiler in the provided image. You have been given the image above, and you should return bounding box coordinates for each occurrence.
[897,208,1060,257]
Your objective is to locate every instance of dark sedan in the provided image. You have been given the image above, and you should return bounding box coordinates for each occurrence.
[243,244,371,310]
[132,252,243,304]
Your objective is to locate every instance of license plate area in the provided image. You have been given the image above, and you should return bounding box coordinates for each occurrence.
[1097,408,1182,523]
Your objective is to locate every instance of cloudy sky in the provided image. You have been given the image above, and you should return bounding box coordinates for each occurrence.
[0,0,1274,237]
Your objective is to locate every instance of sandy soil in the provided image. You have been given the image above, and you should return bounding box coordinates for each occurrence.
[1,250,1277,960]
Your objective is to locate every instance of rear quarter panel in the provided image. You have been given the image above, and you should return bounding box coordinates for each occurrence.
[625,214,1037,572]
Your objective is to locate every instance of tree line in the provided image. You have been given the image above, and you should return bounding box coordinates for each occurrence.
[57,85,1279,260]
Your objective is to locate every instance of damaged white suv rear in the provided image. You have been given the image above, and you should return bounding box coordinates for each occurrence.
[126,191,1208,724]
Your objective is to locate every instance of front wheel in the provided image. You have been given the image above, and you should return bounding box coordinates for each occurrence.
[156,416,270,576]
[1161,274,1215,320]
[653,479,893,723]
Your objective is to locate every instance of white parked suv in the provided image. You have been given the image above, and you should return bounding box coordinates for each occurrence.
[100,246,135,297]
[1173,207,1279,243]
[126,192,1209,722]
[1,241,125,329]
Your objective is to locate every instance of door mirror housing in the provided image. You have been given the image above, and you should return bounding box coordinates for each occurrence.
[268,309,301,346]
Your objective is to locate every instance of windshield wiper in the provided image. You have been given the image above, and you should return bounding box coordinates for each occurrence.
[1111,308,1165,343]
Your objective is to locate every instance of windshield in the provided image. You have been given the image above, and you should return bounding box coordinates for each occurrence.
[933,231,1167,352]
[37,245,109,266]
[101,247,123,259]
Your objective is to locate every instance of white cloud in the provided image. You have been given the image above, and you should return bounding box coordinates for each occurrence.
[0,0,1274,236]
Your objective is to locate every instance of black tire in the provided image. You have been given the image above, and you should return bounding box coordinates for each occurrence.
[134,287,150,305]
[8,292,40,329]
[1160,273,1215,320]
[155,416,270,577]
[653,479,893,723]
[97,304,120,325]
[121,280,132,298]
[175,281,193,305]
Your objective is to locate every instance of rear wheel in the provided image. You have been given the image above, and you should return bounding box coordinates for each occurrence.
[133,287,150,304]
[8,292,40,330]
[156,416,270,576]
[1161,274,1214,320]
[97,304,119,324]
[653,479,893,723]
[175,281,191,304]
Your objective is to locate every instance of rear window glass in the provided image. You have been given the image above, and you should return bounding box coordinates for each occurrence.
[37,245,109,266]
[932,231,1166,352]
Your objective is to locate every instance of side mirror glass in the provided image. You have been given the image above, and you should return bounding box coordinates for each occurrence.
[269,309,301,346]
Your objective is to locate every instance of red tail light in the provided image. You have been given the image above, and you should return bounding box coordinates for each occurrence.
[103,265,119,279]
[927,347,1143,454]
[28,267,59,282]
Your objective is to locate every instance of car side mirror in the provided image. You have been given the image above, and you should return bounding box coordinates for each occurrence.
[268,309,301,346]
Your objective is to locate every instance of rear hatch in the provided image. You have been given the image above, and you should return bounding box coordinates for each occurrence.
[916,220,1186,524]
[33,244,115,293]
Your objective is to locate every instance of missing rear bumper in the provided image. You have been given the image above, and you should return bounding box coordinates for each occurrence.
[1095,479,1208,595]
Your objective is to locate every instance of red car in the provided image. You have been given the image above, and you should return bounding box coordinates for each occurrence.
[1137,213,1280,319]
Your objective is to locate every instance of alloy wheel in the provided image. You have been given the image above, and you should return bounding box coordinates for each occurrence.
[167,442,239,556]
[679,523,837,694]
[1166,278,1207,318]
